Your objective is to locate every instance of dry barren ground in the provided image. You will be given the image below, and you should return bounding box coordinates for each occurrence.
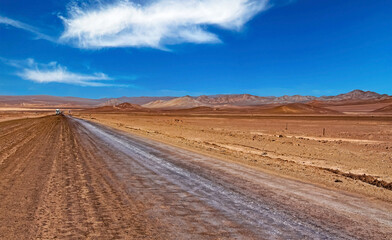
[0,110,50,123]
[76,113,392,202]
[1,115,392,239]
[0,116,166,239]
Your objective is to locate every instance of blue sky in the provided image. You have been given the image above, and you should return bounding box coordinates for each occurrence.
[0,0,391,98]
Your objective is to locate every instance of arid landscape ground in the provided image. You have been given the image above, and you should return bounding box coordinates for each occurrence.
[75,112,392,201]
[1,90,392,239]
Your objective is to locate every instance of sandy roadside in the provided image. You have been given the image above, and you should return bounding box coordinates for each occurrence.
[75,112,392,203]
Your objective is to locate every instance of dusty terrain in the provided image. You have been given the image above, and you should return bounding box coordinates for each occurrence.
[374,104,392,113]
[0,116,165,239]
[0,110,51,122]
[1,115,392,239]
[76,112,392,203]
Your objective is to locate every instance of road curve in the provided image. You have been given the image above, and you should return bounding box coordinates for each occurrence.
[0,115,391,239]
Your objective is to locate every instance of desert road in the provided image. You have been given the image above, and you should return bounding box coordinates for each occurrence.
[0,116,391,239]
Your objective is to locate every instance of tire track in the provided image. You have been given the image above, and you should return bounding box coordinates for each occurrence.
[32,116,167,239]
[0,116,60,238]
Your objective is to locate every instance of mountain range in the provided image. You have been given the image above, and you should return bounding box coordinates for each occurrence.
[0,90,390,110]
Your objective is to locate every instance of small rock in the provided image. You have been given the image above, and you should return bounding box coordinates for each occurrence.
[335,179,343,183]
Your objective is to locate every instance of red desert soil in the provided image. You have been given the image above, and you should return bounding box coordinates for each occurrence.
[263,103,339,114]
[0,116,166,239]
[77,112,392,202]
[373,104,392,113]
[134,103,340,115]
[0,110,51,122]
[1,115,392,239]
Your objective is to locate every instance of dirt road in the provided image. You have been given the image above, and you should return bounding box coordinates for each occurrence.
[0,115,391,239]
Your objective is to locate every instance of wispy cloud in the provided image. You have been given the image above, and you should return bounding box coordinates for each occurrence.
[18,63,112,87]
[60,0,269,49]
[0,57,117,87]
[0,16,56,42]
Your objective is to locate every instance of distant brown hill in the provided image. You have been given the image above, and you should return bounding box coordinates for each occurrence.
[324,90,388,101]
[196,94,270,106]
[263,103,340,114]
[106,96,176,105]
[142,96,208,109]
[311,90,391,107]
[141,90,390,109]
[88,102,148,112]
[116,102,145,110]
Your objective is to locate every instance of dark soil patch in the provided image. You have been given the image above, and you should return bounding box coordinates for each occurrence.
[323,168,392,191]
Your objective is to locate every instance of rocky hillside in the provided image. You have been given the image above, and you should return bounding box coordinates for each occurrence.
[322,90,388,101]
[141,90,390,109]
[87,102,148,112]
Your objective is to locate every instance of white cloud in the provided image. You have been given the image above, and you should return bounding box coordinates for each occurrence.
[19,66,112,87]
[19,60,113,86]
[0,58,114,86]
[0,16,56,42]
[0,16,34,31]
[60,0,269,49]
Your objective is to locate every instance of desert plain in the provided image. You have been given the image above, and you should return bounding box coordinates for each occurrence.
[1,91,392,239]
[76,112,392,201]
